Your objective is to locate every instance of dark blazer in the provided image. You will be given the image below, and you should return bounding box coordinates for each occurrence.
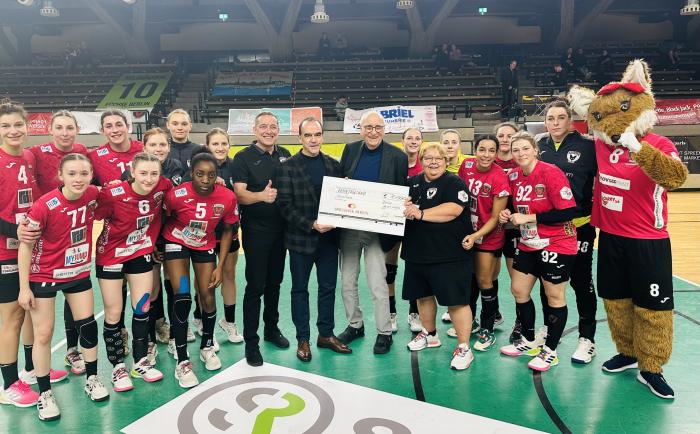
[339,140,408,251]
[277,151,342,254]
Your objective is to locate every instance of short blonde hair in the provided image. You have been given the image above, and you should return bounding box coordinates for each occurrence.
[166,108,191,124]
[510,131,538,151]
[440,129,461,142]
[419,142,447,161]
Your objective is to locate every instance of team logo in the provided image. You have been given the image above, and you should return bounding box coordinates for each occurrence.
[480,183,491,197]
[465,161,474,169]
[46,197,61,210]
[5,162,16,169]
[184,198,194,204]
[508,171,519,181]
[108,157,118,164]
[566,151,581,163]
[172,175,182,186]
[213,204,224,218]
[535,184,546,198]
[153,191,164,202]
[110,186,125,196]
[279,157,287,163]
[40,145,52,153]
[96,148,109,156]
[457,190,469,203]
[564,221,575,236]
[87,200,98,213]
[174,187,187,198]
[426,187,437,199]
[559,187,573,200]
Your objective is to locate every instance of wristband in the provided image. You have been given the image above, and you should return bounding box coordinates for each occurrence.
[419,209,424,221]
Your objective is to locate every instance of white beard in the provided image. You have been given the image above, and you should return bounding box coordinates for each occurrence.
[592,109,657,145]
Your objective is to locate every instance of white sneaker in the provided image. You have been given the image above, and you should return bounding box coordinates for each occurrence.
[199,346,222,371]
[441,311,451,323]
[84,375,109,402]
[121,328,130,356]
[37,390,60,421]
[130,357,164,382]
[19,369,68,385]
[64,347,86,375]
[390,313,398,333]
[155,319,170,344]
[407,313,422,332]
[174,361,199,388]
[192,318,203,337]
[218,319,244,343]
[528,345,559,371]
[111,363,133,392]
[537,325,548,342]
[499,335,543,357]
[168,339,190,360]
[147,342,158,366]
[446,327,457,338]
[187,325,196,342]
[571,337,596,364]
[407,330,441,351]
[450,344,475,370]
[213,336,220,353]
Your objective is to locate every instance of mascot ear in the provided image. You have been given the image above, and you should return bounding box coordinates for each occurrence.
[621,59,652,93]
[567,85,596,118]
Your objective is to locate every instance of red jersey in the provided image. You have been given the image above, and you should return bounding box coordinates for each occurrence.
[88,140,144,186]
[407,160,423,178]
[494,156,518,174]
[0,148,39,261]
[26,186,99,282]
[95,178,172,266]
[458,158,511,250]
[508,161,577,254]
[29,142,88,194]
[591,133,678,239]
[162,183,239,251]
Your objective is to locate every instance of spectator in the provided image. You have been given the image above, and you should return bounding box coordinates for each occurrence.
[318,32,331,60]
[334,33,348,58]
[561,47,575,76]
[500,59,518,118]
[595,49,614,84]
[573,47,591,80]
[551,64,568,94]
[449,44,462,75]
[335,96,348,121]
[434,43,450,76]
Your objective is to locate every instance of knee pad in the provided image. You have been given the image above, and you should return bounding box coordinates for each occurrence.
[133,293,151,315]
[173,293,192,325]
[74,315,98,349]
[385,264,398,284]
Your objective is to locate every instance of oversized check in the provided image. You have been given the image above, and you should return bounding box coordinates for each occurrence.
[317,177,409,236]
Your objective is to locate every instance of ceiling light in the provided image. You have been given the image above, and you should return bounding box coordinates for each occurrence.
[681,0,700,15]
[40,0,59,17]
[396,0,415,9]
[311,0,329,24]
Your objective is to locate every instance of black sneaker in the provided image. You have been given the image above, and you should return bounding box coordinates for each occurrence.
[373,334,393,354]
[509,320,522,344]
[245,347,263,367]
[637,371,675,399]
[338,325,365,345]
[601,353,638,373]
[264,331,290,349]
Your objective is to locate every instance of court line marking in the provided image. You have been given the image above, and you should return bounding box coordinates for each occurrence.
[673,274,700,288]
[50,309,104,354]
[410,350,426,402]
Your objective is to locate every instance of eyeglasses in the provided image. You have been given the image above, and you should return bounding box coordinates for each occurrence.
[422,157,445,163]
[362,125,385,132]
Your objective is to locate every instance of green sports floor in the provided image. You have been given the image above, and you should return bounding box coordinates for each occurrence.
[1,251,699,434]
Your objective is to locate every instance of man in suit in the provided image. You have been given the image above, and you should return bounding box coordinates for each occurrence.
[277,117,351,362]
[337,111,408,354]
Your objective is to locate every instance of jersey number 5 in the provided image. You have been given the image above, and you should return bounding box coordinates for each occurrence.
[195,203,207,219]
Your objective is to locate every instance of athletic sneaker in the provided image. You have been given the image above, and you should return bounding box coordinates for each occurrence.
[199,346,222,371]
[218,318,244,343]
[147,342,158,366]
[447,320,479,338]
[406,330,441,351]
[471,319,481,334]
[187,325,196,342]
[212,336,220,353]
[192,318,203,336]
[121,328,130,356]
[84,375,109,402]
[446,327,457,338]
[168,339,190,360]
[602,353,638,373]
[390,313,398,333]
[536,325,548,342]
[175,360,199,388]
[509,320,522,344]
[111,363,134,392]
[450,344,474,370]
[499,335,543,357]
[65,347,86,375]
[20,368,69,385]
[528,346,559,371]
[441,311,451,323]
[637,371,675,399]
[493,311,504,328]
[473,329,496,351]
[407,313,422,332]
[0,379,39,407]
[155,318,170,344]
[130,357,163,382]
[37,390,60,421]
[571,337,596,364]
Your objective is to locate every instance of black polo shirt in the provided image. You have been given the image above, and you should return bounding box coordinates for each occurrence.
[230,143,291,232]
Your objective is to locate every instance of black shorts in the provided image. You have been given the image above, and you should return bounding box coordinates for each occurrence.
[0,259,19,303]
[513,248,575,284]
[402,260,471,307]
[164,242,216,264]
[216,238,241,255]
[30,278,92,299]
[570,223,596,290]
[475,247,503,257]
[96,255,154,280]
[502,229,520,259]
[597,231,673,311]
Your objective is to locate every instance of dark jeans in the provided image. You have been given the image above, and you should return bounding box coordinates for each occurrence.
[242,226,286,348]
[290,237,338,342]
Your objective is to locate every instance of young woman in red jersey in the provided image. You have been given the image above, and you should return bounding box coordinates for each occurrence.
[29,110,87,377]
[0,102,42,409]
[18,154,109,421]
[162,147,238,388]
[88,109,144,187]
[458,135,511,351]
[497,132,577,372]
[95,153,171,393]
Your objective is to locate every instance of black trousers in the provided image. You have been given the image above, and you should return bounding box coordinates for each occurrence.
[241,226,286,348]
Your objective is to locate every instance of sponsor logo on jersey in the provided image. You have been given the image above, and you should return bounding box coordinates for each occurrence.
[53,263,91,280]
[110,186,125,196]
[566,151,581,163]
[102,264,124,272]
[213,204,224,218]
[564,221,575,236]
[559,187,573,200]
[5,162,16,169]
[64,243,89,266]
[599,173,631,190]
[46,197,61,210]
[6,239,19,250]
[535,184,546,198]
[498,190,509,198]
[508,172,519,181]
[40,145,52,153]
[1,264,18,274]
[153,191,164,201]
[427,187,437,200]
[14,212,27,224]
[480,183,491,197]
[174,187,187,198]
[115,238,152,257]
[17,189,33,208]
[71,227,87,245]
[96,148,109,157]
[126,227,148,245]
[165,243,182,252]
[601,192,623,212]
[457,190,468,203]
[465,161,474,169]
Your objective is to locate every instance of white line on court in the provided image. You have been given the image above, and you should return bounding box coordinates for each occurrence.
[673,274,700,288]
[50,309,104,354]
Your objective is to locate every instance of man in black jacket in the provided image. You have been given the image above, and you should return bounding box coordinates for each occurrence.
[277,117,352,362]
[500,60,519,118]
[337,111,408,354]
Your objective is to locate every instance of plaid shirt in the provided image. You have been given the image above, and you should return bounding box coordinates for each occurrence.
[276,151,342,254]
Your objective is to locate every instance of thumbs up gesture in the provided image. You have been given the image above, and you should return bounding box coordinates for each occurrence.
[262,180,277,203]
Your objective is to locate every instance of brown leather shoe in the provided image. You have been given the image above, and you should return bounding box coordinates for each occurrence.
[317,336,352,354]
[296,341,312,362]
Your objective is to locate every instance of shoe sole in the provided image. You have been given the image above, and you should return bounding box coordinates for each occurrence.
[636,373,674,399]
[131,371,164,382]
[602,362,638,373]
[39,413,61,421]
[0,398,38,408]
[246,359,263,367]
[450,363,473,370]
[529,363,552,372]
[85,391,110,402]
[407,342,441,351]
[50,373,69,384]
[174,371,199,388]
[571,354,595,364]
[113,385,134,392]
[474,342,495,352]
